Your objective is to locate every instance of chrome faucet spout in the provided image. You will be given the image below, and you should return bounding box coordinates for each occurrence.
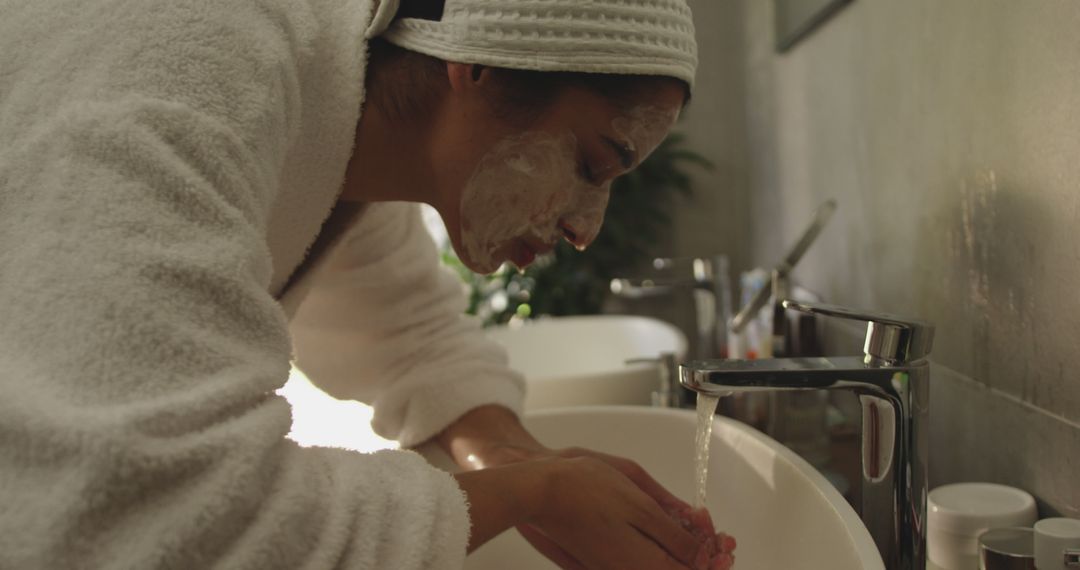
[680,302,934,570]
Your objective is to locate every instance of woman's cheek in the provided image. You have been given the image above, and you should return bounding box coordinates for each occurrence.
[457,131,579,272]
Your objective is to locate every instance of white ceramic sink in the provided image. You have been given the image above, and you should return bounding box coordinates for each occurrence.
[461,406,884,570]
[485,315,687,411]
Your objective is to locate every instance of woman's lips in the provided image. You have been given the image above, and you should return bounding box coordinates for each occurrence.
[509,240,537,268]
[509,239,555,269]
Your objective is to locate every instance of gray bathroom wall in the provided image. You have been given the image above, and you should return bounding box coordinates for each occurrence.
[673,0,752,269]
[732,0,1079,515]
[606,0,753,354]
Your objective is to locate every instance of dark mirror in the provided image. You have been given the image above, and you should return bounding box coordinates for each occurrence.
[775,0,854,52]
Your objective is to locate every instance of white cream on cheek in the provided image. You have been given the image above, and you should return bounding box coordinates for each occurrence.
[459,131,600,273]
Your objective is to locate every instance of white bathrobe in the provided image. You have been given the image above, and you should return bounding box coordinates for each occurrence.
[0,0,526,567]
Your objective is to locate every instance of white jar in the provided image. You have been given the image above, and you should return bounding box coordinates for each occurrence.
[1034,518,1080,570]
[928,483,1039,570]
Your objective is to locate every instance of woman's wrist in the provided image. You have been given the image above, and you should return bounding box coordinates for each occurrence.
[452,457,556,552]
[435,405,549,470]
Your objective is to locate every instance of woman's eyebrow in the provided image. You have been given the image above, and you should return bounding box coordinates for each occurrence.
[603,136,636,169]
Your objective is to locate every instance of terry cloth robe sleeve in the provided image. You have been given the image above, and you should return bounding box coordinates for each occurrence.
[288,202,528,448]
[0,1,469,569]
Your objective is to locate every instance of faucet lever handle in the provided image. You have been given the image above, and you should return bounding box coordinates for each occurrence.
[781,299,935,364]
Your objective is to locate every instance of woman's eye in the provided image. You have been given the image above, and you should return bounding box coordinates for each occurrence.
[603,136,636,171]
[580,160,597,184]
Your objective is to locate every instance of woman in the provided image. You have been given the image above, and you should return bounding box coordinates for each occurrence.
[0,0,732,568]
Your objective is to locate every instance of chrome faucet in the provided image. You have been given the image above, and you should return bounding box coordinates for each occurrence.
[610,255,733,360]
[680,300,935,570]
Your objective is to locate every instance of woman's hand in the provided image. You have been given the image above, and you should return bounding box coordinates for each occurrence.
[435,406,691,511]
[436,406,716,568]
[453,455,700,570]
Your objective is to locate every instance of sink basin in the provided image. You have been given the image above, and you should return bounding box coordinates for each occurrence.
[460,406,884,570]
[485,315,687,411]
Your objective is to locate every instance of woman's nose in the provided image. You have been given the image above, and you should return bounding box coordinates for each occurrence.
[589,163,626,188]
[558,220,589,251]
[558,187,610,251]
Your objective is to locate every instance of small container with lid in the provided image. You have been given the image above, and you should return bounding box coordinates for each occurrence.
[928,483,1039,570]
[979,527,1036,569]
[1034,518,1080,570]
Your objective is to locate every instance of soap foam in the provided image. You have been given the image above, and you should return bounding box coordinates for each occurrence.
[459,130,605,273]
[613,105,680,161]
[456,104,679,273]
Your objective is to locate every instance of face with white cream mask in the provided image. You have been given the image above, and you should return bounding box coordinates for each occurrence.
[430,65,685,274]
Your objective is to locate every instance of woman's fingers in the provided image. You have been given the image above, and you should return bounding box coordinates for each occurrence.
[625,490,702,565]
[518,455,713,570]
[717,532,737,554]
[559,447,691,513]
[712,551,735,570]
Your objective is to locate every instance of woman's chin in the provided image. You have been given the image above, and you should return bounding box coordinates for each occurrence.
[458,252,505,276]
[453,240,528,275]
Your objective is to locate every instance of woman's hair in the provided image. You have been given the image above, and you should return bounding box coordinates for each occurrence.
[364,0,688,126]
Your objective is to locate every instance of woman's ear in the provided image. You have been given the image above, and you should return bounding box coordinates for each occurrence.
[446,62,494,93]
